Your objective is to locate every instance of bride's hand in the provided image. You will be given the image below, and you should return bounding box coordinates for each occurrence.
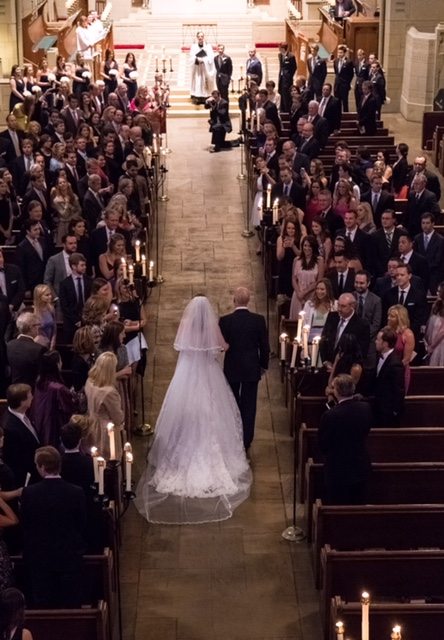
[221,341,229,352]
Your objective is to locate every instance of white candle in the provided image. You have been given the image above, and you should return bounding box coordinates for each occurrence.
[97,457,105,495]
[251,110,255,131]
[311,336,321,368]
[302,324,310,360]
[128,264,134,285]
[125,451,133,492]
[361,591,370,640]
[141,254,147,276]
[91,446,99,483]
[272,198,279,224]
[160,133,164,149]
[153,133,158,154]
[258,197,263,221]
[335,621,344,640]
[148,260,154,281]
[391,625,401,640]
[279,333,287,361]
[240,64,243,77]
[290,339,298,369]
[266,183,271,209]
[296,311,305,342]
[106,422,116,460]
[135,240,141,263]
[124,442,132,453]
[121,257,128,280]
[169,56,172,67]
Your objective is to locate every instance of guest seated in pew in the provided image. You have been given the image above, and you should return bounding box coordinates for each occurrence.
[319,374,372,505]
[0,588,33,640]
[21,446,86,608]
[425,284,444,366]
[373,326,406,427]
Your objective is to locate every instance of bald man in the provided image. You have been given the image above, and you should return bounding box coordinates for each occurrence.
[219,288,270,453]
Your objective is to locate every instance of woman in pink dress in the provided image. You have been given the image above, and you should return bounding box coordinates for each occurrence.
[289,235,325,319]
[332,179,358,219]
[387,304,415,393]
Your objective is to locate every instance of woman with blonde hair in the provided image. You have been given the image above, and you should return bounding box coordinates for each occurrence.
[387,304,415,392]
[333,178,358,218]
[50,176,82,244]
[82,294,110,344]
[356,201,376,234]
[85,351,124,457]
[33,284,56,349]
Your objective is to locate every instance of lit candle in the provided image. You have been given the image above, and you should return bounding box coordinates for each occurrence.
[290,338,298,369]
[91,446,99,483]
[240,64,243,77]
[124,442,132,453]
[272,198,279,224]
[311,336,321,368]
[335,621,344,640]
[258,197,263,221]
[125,451,133,492]
[361,591,370,640]
[135,240,141,263]
[128,264,134,285]
[141,254,147,276]
[153,133,158,154]
[296,310,305,342]
[106,422,116,460]
[391,625,401,640]
[302,324,310,360]
[148,260,154,281]
[169,56,173,70]
[266,183,271,209]
[97,457,105,495]
[121,257,128,280]
[279,333,287,361]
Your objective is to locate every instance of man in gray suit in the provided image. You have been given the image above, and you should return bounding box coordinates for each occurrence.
[353,270,382,369]
[43,234,78,297]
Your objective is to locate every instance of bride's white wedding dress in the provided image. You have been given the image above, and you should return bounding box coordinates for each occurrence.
[135,296,252,524]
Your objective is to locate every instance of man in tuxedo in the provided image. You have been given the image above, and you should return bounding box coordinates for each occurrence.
[261,137,280,179]
[318,83,341,134]
[214,44,233,101]
[336,210,370,268]
[373,327,405,427]
[307,44,327,100]
[371,209,406,276]
[358,80,378,135]
[6,312,46,387]
[328,253,356,299]
[272,167,306,210]
[414,213,444,294]
[320,293,370,365]
[318,190,344,237]
[0,114,24,164]
[397,231,429,289]
[16,219,49,294]
[21,446,86,608]
[22,170,50,223]
[2,383,40,485]
[306,100,329,148]
[406,156,441,202]
[354,49,370,111]
[64,149,81,195]
[59,253,92,343]
[60,422,94,492]
[354,270,382,368]
[278,42,297,113]
[44,234,78,297]
[405,174,441,237]
[0,248,25,313]
[246,48,263,86]
[205,90,232,152]
[219,287,270,453]
[333,45,355,112]
[318,374,371,505]
[382,263,428,341]
[299,122,321,160]
[361,174,395,227]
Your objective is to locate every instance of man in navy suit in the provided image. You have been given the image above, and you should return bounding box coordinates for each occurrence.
[319,83,342,134]
[246,48,262,86]
[214,44,233,101]
[219,287,270,453]
[373,327,405,427]
[59,253,92,343]
[405,174,441,237]
[354,49,370,110]
[278,42,297,112]
[307,44,327,101]
[333,45,355,112]
[272,167,306,210]
[358,81,378,135]
[382,263,428,341]
[361,174,395,227]
[414,213,444,295]
[397,231,429,290]
[0,114,24,164]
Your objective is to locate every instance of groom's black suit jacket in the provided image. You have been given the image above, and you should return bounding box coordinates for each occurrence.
[219,308,270,382]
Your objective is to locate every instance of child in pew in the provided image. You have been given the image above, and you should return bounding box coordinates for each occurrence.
[0,587,33,640]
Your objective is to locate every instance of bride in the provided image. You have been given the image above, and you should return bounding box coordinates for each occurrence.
[135,295,252,524]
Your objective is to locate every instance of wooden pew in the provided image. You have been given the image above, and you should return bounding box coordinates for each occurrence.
[329,597,444,640]
[304,459,444,542]
[312,501,444,587]
[320,546,444,637]
[298,425,444,500]
[408,366,444,394]
[25,601,109,640]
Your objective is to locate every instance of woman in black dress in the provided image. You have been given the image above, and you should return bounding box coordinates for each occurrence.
[0,588,33,640]
[276,216,305,300]
[0,178,14,245]
[101,49,119,96]
[123,52,138,101]
[9,65,26,113]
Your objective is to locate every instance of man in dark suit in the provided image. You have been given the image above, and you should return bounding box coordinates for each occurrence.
[0,114,24,164]
[278,43,297,112]
[82,174,106,230]
[354,49,370,111]
[60,422,94,492]
[90,209,131,272]
[371,209,406,276]
[12,138,35,197]
[298,122,321,160]
[397,231,429,288]
[257,89,282,135]
[405,174,441,237]
[214,44,233,101]
[406,156,441,202]
[318,374,371,505]
[205,90,232,152]
[261,137,280,179]
[307,100,329,148]
[374,258,425,298]
[328,253,356,299]
[414,213,444,294]
[21,170,50,222]
[307,44,327,100]
[318,189,344,237]
[281,140,310,179]
[318,83,341,134]
[2,383,40,485]
[333,45,355,112]
[358,81,378,135]
[320,293,370,366]
[361,174,395,227]
[59,253,92,343]
[246,48,263,86]
[219,287,270,453]
[336,210,371,268]
[373,327,405,427]
[21,446,86,608]
[6,312,46,387]
[354,270,382,369]
[64,149,81,195]
[382,263,428,341]
[334,0,356,18]
[272,167,306,211]
[60,94,84,137]
[15,219,49,294]
[0,248,25,313]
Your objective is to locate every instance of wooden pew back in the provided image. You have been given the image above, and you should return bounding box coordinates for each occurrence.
[25,601,109,640]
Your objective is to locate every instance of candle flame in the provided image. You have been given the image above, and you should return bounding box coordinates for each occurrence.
[335,621,344,632]
[393,626,401,633]
[91,446,98,456]
[124,442,132,452]
[279,333,288,341]
[97,456,105,466]
[106,422,114,433]
[125,452,133,463]
[141,254,146,261]
[149,260,154,268]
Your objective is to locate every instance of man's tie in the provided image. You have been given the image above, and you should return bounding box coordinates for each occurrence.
[399,290,405,305]
[76,277,84,306]
[346,230,352,240]
[424,234,430,250]
[284,184,290,196]
[338,273,344,294]
[386,231,393,248]
[319,98,326,116]
[23,414,39,442]
[372,192,379,211]
[33,239,43,260]
[358,294,364,317]
[335,318,346,347]
[11,131,21,157]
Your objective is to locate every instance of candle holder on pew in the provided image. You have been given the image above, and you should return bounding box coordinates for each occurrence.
[123,444,136,501]
[237,77,243,94]
[237,133,246,181]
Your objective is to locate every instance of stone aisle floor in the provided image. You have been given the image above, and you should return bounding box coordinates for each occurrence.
[119,117,322,640]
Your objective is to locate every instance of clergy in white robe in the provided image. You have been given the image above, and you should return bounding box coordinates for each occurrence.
[189,32,215,103]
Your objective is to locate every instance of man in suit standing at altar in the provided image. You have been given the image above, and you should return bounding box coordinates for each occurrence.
[246,48,263,86]
[189,31,215,105]
[278,42,297,113]
[333,45,355,112]
[219,287,270,454]
[214,44,233,102]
